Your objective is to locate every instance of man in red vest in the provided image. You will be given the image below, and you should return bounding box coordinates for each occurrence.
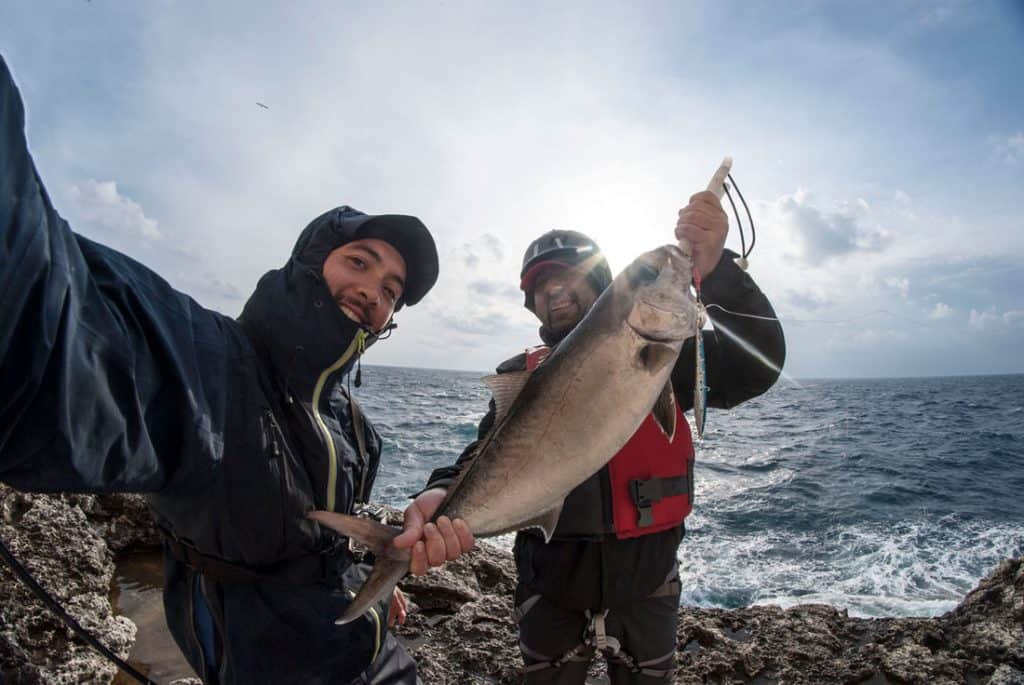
[410,190,785,683]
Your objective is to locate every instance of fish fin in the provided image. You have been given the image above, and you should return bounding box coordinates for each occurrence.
[482,369,533,425]
[307,511,411,625]
[337,555,409,625]
[521,503,563,543]
[652,381,676,441]
[638,342,678,374]
[308,511,401,557]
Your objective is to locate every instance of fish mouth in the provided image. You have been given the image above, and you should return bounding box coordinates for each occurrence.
[631,325,682,344]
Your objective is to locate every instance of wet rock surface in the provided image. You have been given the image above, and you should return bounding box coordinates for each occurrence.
[2,487,1022,684]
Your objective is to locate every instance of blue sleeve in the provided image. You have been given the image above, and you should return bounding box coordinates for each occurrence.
[0,54,240,494]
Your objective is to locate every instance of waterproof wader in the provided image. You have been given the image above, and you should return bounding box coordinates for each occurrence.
[513,572,681,684]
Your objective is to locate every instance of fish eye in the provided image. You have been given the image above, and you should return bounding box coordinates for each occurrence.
[633,262,660,284]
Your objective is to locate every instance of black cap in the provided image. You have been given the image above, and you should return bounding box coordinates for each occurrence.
[292,206,439,309]
[356,215,439,307]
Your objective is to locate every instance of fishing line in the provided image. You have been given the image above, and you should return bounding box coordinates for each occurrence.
[0,534,157,685]
[720,172,756,270]
[705,304,782,322]
[726,173,756,258]
[705,304,930,327]
[722,184,746,259]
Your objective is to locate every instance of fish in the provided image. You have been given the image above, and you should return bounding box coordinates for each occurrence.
[309,241,701,624]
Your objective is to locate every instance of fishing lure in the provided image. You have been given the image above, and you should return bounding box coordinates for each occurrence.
[694,290,709,439]
[688,157,758,438]
[687,158,733,439]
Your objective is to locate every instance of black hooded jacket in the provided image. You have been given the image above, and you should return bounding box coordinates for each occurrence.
[0,56,419,684]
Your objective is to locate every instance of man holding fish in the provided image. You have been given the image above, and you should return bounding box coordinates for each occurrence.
[389,166,787,682]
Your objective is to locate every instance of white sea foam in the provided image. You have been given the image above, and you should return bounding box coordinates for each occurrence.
[678,515,1024,617]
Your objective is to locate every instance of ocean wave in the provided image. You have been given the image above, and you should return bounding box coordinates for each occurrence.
[358,367,1024,618]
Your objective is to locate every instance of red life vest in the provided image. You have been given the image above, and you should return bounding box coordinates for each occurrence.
[525,346,695,540]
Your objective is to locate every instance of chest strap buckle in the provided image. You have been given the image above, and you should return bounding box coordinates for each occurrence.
[629,475,688,528]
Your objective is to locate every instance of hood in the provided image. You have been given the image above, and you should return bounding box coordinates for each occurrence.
[239,205,438,398]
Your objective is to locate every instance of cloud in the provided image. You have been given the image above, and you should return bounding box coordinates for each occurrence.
[885,276,910,299]
[919,2,957,25]
[431,308,526,337]
[892,189,917,220]
[832,328,910,347]
[969,308,1000,330]
[176,272,246,308]
[67,180,162,241]
[456,234,507,270]
[480,233,504,262]
[992,131,1024,164]
[928,302,952,319]
[785,289,831,312]
[5,2,1021,378]
[773,189,891,264]
[966,307,1024,331]
[1004,310,1024,328]
[468,280,521,301]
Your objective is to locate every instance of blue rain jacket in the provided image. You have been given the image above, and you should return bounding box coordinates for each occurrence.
[0,55,407,683]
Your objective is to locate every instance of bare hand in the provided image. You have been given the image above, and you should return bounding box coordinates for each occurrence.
[675,190,728,279]
[392,488,475,576]
[388,586,408,627]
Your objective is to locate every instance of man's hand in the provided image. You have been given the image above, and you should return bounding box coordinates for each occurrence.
[388,587,408,628]
[392,488,475,576]
[675,190,728,279]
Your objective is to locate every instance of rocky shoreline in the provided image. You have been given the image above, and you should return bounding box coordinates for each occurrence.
[1,488,1021,684]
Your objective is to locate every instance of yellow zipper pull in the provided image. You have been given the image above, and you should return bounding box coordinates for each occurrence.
[354,329,367,387]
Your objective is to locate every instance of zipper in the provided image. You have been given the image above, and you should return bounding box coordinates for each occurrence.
[310,328,368,512]
[347,587,384,664]
[189,571,208,679]
[264,409,283,459]
[368,606,383,663]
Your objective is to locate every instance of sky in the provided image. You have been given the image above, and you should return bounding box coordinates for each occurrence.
[2,1,1022,379]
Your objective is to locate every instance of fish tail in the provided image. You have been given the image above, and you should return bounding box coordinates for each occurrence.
[307,511,411,625]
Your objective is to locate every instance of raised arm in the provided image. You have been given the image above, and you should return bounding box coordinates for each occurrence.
[671,172,785,411]
[0,55,239,494]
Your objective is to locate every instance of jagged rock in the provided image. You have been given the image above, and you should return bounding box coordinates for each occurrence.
[395,543,521,684]
[2,487,1022,684]
[1,488,138,684]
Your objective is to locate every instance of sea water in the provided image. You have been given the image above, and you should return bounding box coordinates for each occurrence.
[354,367,1024,618]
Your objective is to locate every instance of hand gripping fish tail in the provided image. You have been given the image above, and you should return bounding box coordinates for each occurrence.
[307,511,411,625]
